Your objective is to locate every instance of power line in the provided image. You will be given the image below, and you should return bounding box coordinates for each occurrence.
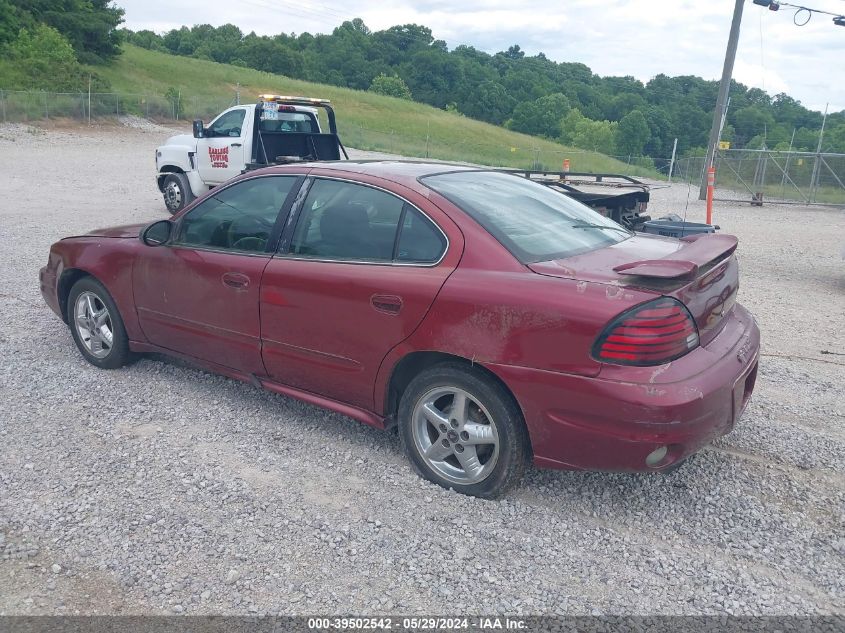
[752,0,845,27]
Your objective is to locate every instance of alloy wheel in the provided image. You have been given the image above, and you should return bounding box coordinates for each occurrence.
[411,386,500,485]
[73,291,114,359]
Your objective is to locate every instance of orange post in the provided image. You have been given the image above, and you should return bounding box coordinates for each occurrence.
[706,166,716,225]
[563,158,570,173]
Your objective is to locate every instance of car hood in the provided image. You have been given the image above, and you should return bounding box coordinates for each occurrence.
[529,233,684,285]
[163,133,196,147]
[80,223,148,239]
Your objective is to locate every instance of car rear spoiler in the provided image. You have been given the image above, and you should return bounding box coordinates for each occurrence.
[613,234,738,279]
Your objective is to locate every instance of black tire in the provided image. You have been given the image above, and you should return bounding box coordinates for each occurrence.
[67,277,133,369]
[398,362,529,499]
[162,172,194,215]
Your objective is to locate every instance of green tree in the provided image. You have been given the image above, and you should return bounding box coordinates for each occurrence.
[503,44,524,60]
[1,24,100,90]
[0,0,34,47]
[559,108,586,145]
[237,34,304,78]
[643,106,672,157]
[193,24,243,64]
[400,49,463,108]
[121,29,165,51]
[508,93,570,138]
[732,106,776,145]
[616,110,650,156]
[459,81,514,125]
[164,86,183,119]
[824,124,845,153]
[369,73,413,100]
[607,92,647,121]
[562,110,617,155]
[573,119,616,155]
[19,0,124,63]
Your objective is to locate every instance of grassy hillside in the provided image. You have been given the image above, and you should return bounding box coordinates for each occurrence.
[93,45,656,175]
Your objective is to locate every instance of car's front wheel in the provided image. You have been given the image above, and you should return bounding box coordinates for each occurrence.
[398,363,529,499]
[162,172,194,214]
[67,277,133,369]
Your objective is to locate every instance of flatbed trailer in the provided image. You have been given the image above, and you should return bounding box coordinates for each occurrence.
[510,170,652,231]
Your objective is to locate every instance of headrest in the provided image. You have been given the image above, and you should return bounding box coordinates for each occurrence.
[320,203,370,243]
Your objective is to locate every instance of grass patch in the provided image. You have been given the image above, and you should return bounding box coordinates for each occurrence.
[90,45,658,176]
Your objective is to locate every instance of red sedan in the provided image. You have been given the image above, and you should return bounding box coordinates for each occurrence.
[40,162,760,498]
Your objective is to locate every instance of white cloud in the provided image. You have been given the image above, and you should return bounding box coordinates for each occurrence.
[116,0,845,113]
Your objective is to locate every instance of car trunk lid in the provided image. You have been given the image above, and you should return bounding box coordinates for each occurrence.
[529,232,740,346]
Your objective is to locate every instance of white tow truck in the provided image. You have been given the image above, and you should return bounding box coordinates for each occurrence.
[155,95,347,213]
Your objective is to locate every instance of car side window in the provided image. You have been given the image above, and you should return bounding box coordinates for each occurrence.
[207,109,246,138]
[396,206,447,263]
[289,179,406,262]
[175,176,297,253]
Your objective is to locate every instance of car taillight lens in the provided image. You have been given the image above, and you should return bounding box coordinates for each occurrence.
[593,297,700,366]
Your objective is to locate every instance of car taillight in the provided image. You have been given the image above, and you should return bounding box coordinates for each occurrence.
[593,297,700,366]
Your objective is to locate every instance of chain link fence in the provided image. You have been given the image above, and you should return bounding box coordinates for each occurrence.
[671,150,845,206]
[4,89,842,204]
[0,89,236,123]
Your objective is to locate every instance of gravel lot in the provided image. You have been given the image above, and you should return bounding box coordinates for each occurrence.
[0,121,843,617]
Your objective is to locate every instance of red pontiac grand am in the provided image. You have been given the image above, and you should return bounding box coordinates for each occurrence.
[40,162,760,498]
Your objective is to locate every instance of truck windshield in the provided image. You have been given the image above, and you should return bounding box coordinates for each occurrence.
[423,171,631,264]
[259,112,318,133]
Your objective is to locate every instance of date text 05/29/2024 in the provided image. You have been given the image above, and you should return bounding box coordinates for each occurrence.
[307,617,527,630]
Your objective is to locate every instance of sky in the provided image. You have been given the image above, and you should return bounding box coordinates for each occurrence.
[117,0,845,114]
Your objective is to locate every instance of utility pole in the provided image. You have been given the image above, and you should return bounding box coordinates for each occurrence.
[699,0,745,200]
[668,137,678,182]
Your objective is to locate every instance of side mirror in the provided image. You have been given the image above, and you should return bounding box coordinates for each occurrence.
[140,219,173,246]
[192,119,205,138]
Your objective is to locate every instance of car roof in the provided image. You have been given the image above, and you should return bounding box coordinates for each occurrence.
[246,160,497,193]
[302,160,481,181]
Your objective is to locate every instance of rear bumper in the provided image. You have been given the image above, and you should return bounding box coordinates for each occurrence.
[487,303,760,472]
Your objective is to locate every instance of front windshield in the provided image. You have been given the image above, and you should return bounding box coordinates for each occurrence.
[423,171,631,263]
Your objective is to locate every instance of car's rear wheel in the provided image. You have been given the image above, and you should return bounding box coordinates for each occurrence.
[67,277,132,369]
[398,363,529,499]
[162,172,194,214]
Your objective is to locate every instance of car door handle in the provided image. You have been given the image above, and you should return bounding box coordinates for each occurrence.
[230,142,242,147]
[222,272,250,289]
[371,294,403,315]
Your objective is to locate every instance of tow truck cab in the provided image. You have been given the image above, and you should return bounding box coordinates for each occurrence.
[155,95,347,214]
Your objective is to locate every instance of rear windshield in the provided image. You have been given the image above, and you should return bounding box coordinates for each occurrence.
[423,171,631,263]
[259,112,318,133]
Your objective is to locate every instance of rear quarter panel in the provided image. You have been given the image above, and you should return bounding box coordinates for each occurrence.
[405,269,655,376]
[375,265,657,418]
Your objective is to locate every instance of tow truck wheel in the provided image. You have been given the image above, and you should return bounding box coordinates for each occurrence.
[162,173,194,214]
